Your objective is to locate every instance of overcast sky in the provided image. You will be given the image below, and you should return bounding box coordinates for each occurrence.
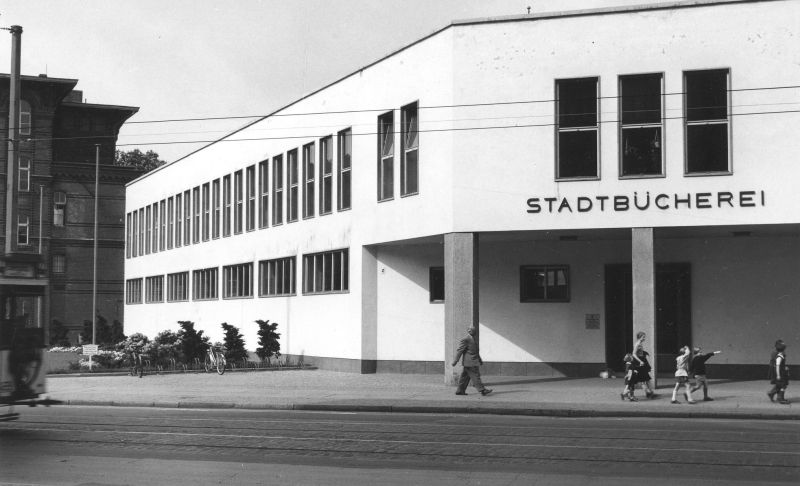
[1,0,654,162]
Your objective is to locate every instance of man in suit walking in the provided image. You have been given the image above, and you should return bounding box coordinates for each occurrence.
[452,326,492,396]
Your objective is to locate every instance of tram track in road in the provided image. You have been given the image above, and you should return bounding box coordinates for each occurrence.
[1,407,798,480]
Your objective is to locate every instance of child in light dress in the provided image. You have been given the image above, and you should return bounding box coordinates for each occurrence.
[671,346,696,404]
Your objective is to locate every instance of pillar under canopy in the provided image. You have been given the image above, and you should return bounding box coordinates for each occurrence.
[444,233,479,385]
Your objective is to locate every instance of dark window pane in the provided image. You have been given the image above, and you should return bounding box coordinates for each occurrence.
[621,126,662,176]
[381,157,394,198]
[687,124,728,172]
[404,149,418,195]
[621,74,661,125]
[558,78,597,128]
[341,171,351,209]
[686,70,727,121]
[429,267,444,302]
[558,131,597,178]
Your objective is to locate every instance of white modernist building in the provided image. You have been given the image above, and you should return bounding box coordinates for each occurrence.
[125,0,799,381]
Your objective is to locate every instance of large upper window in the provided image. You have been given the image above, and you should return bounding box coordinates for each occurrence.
[175,193,183,247]
[202,183,210,241]
[520,265,570,303]
[234,170,243,234]
[319,136,333,215]
[259,256,296,297]
[259,160,269,228]
[18,156,30,192]
[145,206,152,254]
[212,179,220,238]
[378,111,394,201]
[685,69,730,174]
[556,78,599,179]
[288,149,299,223]
[337,128,352,211]
[159,200,166,251]
[620,73,663,177]
[303,248,349,294]
[222,175,231,237]
[193,267,218,300]
[192,186,201,243]
[246,165,256,231]
[167,197,174,249]
[272,155,284,225]
[223,262,253,299]
[152,203,159,253]
[183,189,191,245]
[401,102,419,196]
[302,142,315,219]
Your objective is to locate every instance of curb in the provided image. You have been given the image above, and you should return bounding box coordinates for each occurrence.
[47,366,316,378]
[55,399,799,420]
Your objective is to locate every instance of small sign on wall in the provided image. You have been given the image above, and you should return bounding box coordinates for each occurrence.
[585,314,600,330]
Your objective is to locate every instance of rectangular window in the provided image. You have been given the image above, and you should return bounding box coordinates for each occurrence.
[303,248,349,294]
[520,265,570,302]
[53,191,66,227]
[429,266,444,302]
[159,200,166,251]
[167,197,174,250]
[620,74,663,177]
[131,210,138,257]
[272,155,284,225]
[167,272,189,302]
[223,262,254,299]
[685,69,730,173]
[258,160,269,228]
[234,170,243,234]
[17,216,29,246]
[212,179,221,238]
[319,136,333,215]
[192,267,219,300]
[183,189,191,245]
[302,142,315,219]
[145,275,164,303]
[288,149,299,222]
[145,205,152,254]
[192,186,201,243]
[126,213,132,259]
[126,278,143,304]
[246,165,256,231]
[202,183,210,241]
[401,102,419,196]
[151,203,159,253]
[556,77,599,179]
[18,157,30,192]
[258,256,296,297]
[223,174,232,237]
[175,193,183,247]
[20,106,31,136]
[337,128,352,211]
[52,254,66,274]
[138,208,145,254]
[378,111,394,201]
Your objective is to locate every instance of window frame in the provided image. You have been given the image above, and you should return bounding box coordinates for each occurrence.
[377,111,394,201]
[555,77,600,181]
[192,267,219,301]
[401,102,419,196]
[126,278,143,304]
[619,73,665,178]
[223,174,232,237]
[183,189,191,245]
[167,271,190,302]
[246,164,256,231]
[17,215,29,246]
[272,155,284,225]
[337,128,352,211]
[319,136,333,215]
[302,142,316,219]
[166,197,174,250]
[222,262,254,299]
[159,199,167,251]
[212,178,221,239]
[202,183,210,241]
[234,170,244,234]
[302,248,349,295]
[52,254,66,274]
[258,256,296,297]
[18,156,31,192]
[145,275,165,303]
[192,186,201,244]
[287,149,299,223]
[429,266,444,303]
[519,265,571,303]
[683,68,732,175]
[258,160,269,229]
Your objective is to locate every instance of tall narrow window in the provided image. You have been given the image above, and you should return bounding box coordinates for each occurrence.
[131,210,138,257]
[145,205,152,254]
[183,189,191,245]
[151,203,159,253]
[319,136,333,215]
[234,170,243,234]
[175,193,183,247]
[159,199,166,251]
[401,102,419,195]
[19,100,31,136]
[620,74,663,177]
[337,128,352,211]
[139,208,145,253]
[429,267,444,302]
[258,160,269,228]
[17,216,29,246]
[212,178,221,238]
[126,213,132,259]
[223,175,232,237]
[302,142,315,219]
[192,186,201,243]
[246,165,256,231]
[201,183,210,241]
[18,157,30,192]
[272,155,284,225]
[53,191,66,227]
[167,197,174,249]
[685,69,730,173]
[52,254,66,273]
[378,111,394,201]
[288,149,299,223]
[556,77,599,179]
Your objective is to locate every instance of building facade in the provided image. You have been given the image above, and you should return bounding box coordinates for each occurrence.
[1,74,139,344]
[124,0,799,380]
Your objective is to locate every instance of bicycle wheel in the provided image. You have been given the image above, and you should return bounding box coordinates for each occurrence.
[216,353,225,375]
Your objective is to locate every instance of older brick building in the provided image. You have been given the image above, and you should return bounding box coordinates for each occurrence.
[1,73,139,344]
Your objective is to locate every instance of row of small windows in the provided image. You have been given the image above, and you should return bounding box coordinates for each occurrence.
[126,249,348,304]
[427,265,570,303]
[556,69,730,180]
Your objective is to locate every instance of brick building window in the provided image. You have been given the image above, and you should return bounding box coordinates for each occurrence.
[52,254,66,274]
[18,156,30,192]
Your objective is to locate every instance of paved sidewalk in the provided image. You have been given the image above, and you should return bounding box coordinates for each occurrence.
[42,369,797,420]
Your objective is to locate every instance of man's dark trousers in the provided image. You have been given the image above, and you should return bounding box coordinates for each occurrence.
[457,366,485,393]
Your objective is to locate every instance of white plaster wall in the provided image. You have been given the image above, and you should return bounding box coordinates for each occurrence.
[450,1,800,231]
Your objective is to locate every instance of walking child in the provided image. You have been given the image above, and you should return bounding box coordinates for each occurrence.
[620,353,638,401]
[689,347,721,401]
[767,339,790,405]
[671,346,696,404]
[632,332,655,399]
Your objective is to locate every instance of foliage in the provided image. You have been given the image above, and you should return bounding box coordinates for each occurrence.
[80,350,126,369]
[177,321,209,364]
[47,346,82,353]
[221,322,248,363]
[80,314,113,346]
[116,332,150,354]
[114,149,166,172]
[50,319,72,347]
[255,320,281,363]
[110,320,126,344]
[153,330,182,364]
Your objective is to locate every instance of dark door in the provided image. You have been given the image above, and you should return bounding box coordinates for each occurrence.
[604,263,691,374]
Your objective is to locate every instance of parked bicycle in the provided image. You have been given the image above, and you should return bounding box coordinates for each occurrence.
[128,351,144,378]
[204,346,226,375]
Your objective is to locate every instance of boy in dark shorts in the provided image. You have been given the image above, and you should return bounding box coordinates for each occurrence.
[767,339,789,405]
[690,347,721,401]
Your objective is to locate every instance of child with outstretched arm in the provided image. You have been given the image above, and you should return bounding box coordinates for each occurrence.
[690,347,721,401]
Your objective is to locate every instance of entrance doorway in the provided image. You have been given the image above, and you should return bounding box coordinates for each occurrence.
[604,263,691,373]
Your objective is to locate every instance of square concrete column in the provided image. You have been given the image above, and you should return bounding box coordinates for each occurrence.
[632,227,657,385]
[360,246,378,374]
[444,233,479,385]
